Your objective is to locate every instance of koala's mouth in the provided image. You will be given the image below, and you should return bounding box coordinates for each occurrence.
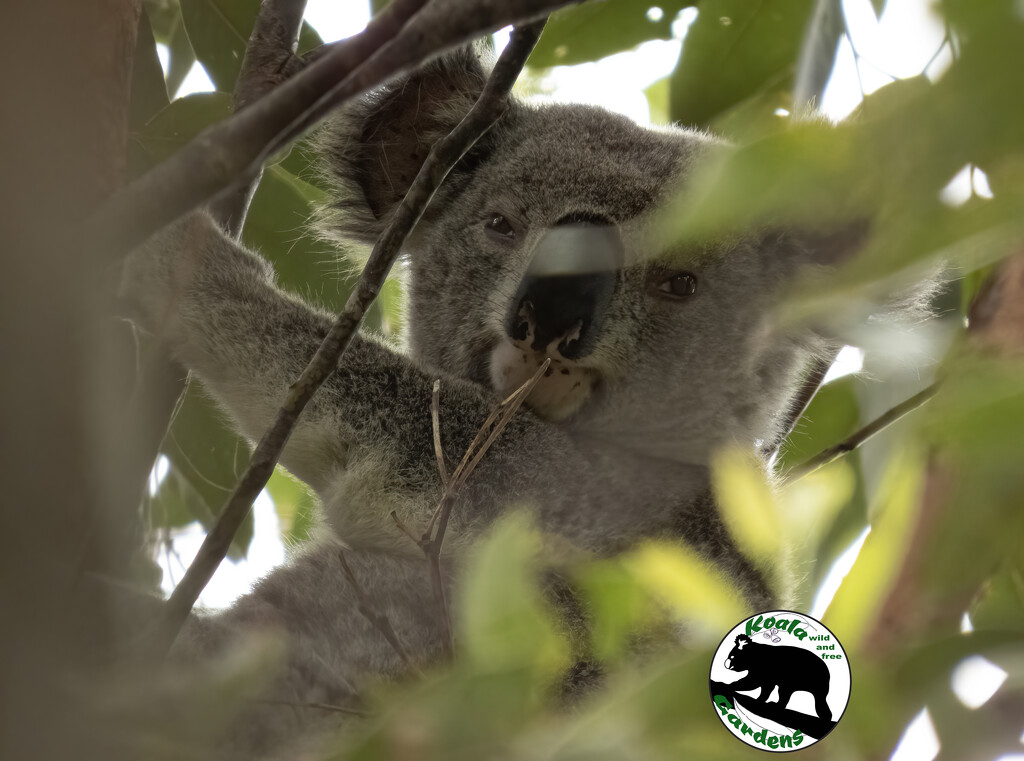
[488,340,598,422]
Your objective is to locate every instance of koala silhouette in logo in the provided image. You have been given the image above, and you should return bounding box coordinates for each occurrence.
[723,634,832,721]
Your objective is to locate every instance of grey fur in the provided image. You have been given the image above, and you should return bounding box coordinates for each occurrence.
[120,48,892,758]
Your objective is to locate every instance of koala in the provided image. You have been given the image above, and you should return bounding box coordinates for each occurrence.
[722,634,833,721]
[122,47,861,757]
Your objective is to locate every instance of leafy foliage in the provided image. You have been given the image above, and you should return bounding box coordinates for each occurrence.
[529,0,696,67]
[129,0,1024,757]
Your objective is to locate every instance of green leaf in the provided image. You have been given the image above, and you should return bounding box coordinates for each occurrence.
[166,12,197,98]
[131,7,171,129]
[669,0,816,128]
[144,0,195,97]
[824,450,926,652]
[297,19,323,56]
[792,0,845,109]
[242,163,356,315]
[144,0,182,41]
[870,0,887,17]
[180,0,259,91]
[180,0,323,91]
[710,447,782,562]
[574,559,662,662]
[266,468,317,546]
[529,0,696,68]
[644,76,671,125]
[128,91,234,175]
[622,542,747,642]
[159,382,254,559]
[971,566,1024,632]
[777,375,861,472]
[458,513,567,674]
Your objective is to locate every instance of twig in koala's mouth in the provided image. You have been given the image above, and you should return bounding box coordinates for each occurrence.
[392,358,550,658]
[148,21,546,660]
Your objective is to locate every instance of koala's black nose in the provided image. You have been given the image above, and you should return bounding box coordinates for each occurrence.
[506,223,622,360]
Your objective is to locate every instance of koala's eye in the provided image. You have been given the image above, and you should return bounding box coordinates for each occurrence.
[484,213,515,240]
[654,272,698,300]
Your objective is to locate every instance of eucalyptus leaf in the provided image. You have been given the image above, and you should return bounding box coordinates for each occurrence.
[129,91,234,175]
[669,0,817,128]
[180,0,324,91]
[180,0,260,91]
[131,7,171,129]
[166,13,197,98]
[529,0,696,68]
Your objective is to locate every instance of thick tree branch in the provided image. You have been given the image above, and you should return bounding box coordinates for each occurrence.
[149,19,546,658]
[786,381,940,480]
[88,0,577,261]
[207,0,309,236]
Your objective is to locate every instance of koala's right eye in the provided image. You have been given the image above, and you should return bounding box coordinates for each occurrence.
[484,214,516,240]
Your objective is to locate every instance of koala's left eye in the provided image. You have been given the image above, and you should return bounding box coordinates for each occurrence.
[484,214,516,240]
[654,272,698,300]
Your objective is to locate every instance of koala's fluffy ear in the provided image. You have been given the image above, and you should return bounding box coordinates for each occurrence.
[315,45,492,246]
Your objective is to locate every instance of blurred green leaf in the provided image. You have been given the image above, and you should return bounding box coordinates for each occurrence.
[972,567,1024,632]
[622,543,747,642]
[529,1,696,67]
[711,447,782,562]
[917,357,1024,592]
[266,468,317,545]
[458,513,568,675]
[574,559,661,662]
[824,450,925,652]
[669,0,816,128]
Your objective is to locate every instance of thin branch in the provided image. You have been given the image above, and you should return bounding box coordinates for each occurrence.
[338,549,418,673]
[785,381,941,480]
[208,0,309,236]
[148,18,546,658]
[88,0,579,261]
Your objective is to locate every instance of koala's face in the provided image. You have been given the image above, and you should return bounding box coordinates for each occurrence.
[404,106,821,461]
[319,51,831,464]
